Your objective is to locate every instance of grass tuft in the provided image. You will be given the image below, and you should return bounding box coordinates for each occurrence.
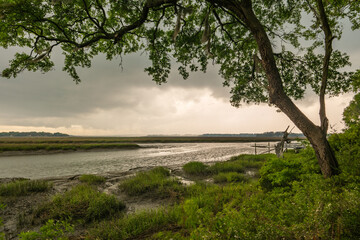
[0,180,52,197]
[86,207,181,240]
[182,162,210,176]
[35,184,125,223]
[119,167,183,197]
[213,172,248,183]
[79,174,106,185]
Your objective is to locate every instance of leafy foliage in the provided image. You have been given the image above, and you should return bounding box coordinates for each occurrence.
[0,0,356,103]
[343,92,360,127]
[259,150,320,191]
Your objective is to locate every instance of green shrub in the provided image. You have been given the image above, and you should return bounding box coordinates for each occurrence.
[119,167,183,197]
[79,174,106,185]
[329,125,360,176]
[36,185,125,223]
[0,180,52,196]
[213,172,247,183]
[18,219,73,240]
[259,150,319,191]
[182,162,209,176]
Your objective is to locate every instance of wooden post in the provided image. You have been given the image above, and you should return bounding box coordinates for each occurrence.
[268,142,270,153]
[255,142,257,155]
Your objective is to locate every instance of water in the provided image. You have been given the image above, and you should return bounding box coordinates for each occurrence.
[0,142,269,179]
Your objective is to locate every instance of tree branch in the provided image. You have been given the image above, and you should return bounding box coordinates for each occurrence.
[316,0,334,134]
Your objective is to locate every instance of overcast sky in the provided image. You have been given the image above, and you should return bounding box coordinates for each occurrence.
[0,21,359,136]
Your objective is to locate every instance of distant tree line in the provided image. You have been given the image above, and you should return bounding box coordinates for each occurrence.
[0,132,69,137]
[201,132,305,138]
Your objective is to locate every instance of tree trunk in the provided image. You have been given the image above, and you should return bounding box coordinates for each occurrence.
[218,0,341,178]
[306,128,340,177]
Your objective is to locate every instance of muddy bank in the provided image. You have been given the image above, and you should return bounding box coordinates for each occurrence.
[0,163,199,239]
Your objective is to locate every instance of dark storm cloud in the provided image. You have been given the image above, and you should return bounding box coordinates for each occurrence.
[0,47,230,125]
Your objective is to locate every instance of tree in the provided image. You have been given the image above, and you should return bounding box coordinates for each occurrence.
[343,73,360,128]
[0,0,358,177]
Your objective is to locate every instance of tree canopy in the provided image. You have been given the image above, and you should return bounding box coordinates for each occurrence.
[0,0,358,103]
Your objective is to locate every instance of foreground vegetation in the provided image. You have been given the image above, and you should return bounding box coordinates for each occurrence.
[88,148,360,239]
[1,125,360,239]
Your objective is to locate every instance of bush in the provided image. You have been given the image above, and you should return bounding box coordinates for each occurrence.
[329,125,360,176]
[259,150,319,191]
[35,185,125,223]
[79,174,106,185]
[0,180,52,196]
[182,162,209,176]
[119,167,183,197]
[213,172,247,184]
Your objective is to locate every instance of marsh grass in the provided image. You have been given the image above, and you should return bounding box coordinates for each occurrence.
[209,154,274,175]
[0,180,51,197]
[35,184,125,223]
[119,167,183,198]
[0,143,139,152]
[18,219,74,240]
[86,207,181,240]
[213,172,248,183]
[79,174,106,185]
[182,162,210,176]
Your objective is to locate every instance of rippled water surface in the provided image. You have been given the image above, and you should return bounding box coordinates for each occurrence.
[0,142,271,179]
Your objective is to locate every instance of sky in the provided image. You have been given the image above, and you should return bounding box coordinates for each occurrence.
[0,20,359,136]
